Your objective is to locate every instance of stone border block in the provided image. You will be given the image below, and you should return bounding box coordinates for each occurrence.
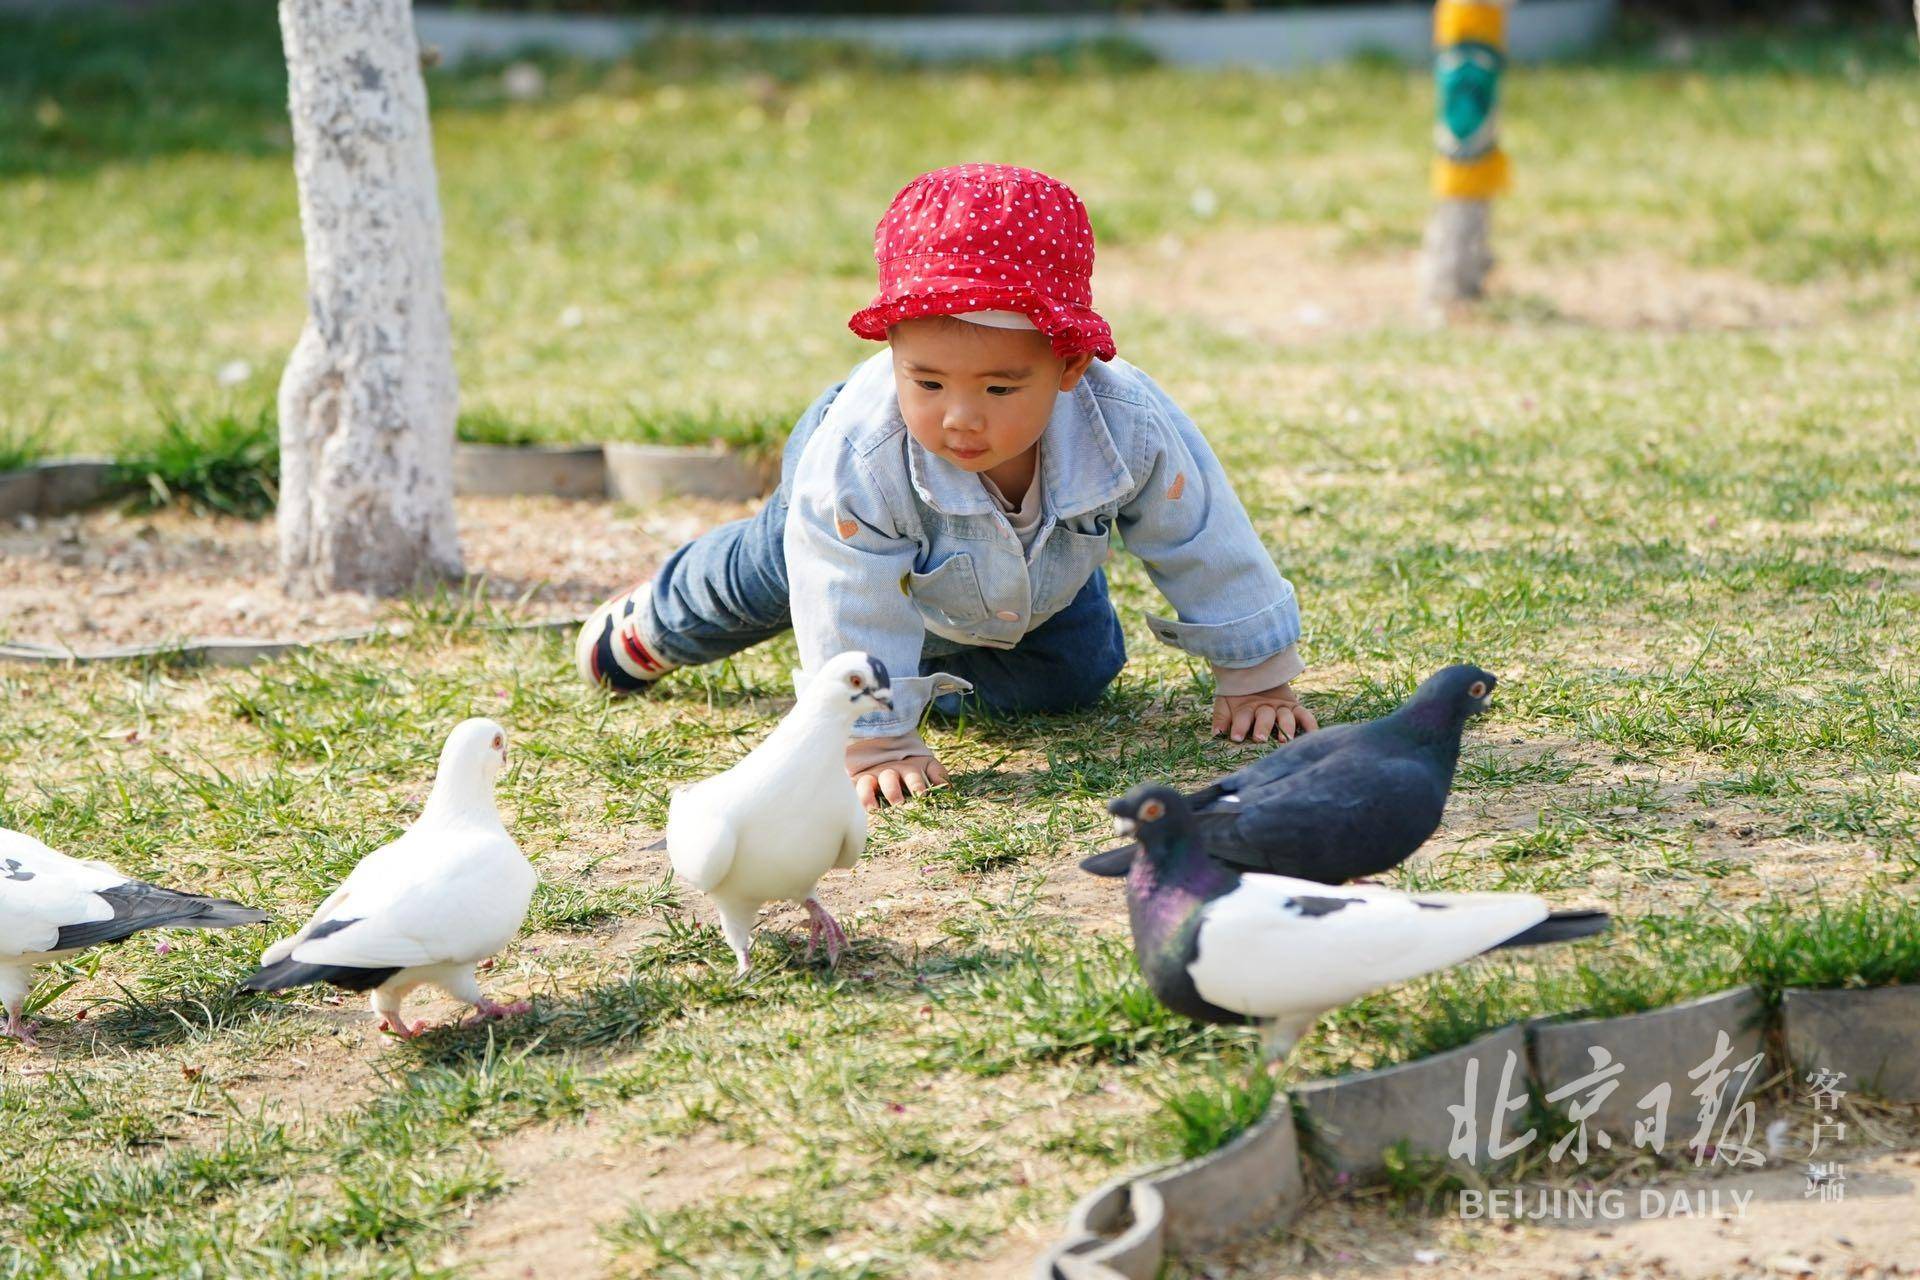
[1037,1172,1159,1280]
[0,467,38,519]
[1529,986,1768,1145]
[1784,985,1920,1101]
[1050,1258,1132,1280]
[1037,1102,1302,1280]
[1144,1103,1303,1255]
[37,459,116,512]
[5,442,775,517]
[0,458,118,519]
[604,442,776,504]
[1294,1024,1527,1177]
[453,442,606,499]
[0,616,582,671]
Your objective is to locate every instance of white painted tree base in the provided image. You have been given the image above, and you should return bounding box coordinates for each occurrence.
[277,0,463,597]
[1418,197,1495,316]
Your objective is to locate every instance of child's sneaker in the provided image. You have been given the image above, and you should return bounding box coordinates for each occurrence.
[576,582,679,693]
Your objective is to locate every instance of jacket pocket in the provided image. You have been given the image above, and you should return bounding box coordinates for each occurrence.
[1034,522,1113,617]
[909,553,989,628]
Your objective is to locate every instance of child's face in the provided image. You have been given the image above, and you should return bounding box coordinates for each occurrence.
[888,318,1093,477]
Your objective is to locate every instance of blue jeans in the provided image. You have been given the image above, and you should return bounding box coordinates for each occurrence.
[640,384,1127,718]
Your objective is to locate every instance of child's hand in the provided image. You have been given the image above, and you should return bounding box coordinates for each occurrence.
[852,754,950,810]
[1212,682,1318,745]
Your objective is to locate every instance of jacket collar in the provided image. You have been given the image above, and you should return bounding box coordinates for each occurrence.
[905,378,1134,519]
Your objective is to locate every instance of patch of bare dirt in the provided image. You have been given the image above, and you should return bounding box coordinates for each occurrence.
[1101,226,1877,343]
[169,1006,421,1143]
[0,494,754,652]
[453,1120,775,1280]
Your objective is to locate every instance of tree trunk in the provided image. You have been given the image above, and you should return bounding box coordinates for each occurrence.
[1419,198,1495,310]
[1419,0,1511,316]
[276,0,462,597]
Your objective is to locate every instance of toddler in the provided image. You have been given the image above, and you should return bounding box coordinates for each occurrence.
[578,164,1315,807]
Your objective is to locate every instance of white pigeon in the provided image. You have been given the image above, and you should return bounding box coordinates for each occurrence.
[0,828,269,1047]
[241,718,537,1039]
[666,651,949,975]
[1110,783,1610,1061]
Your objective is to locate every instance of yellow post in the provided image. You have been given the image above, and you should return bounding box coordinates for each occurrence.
[1420,0,1512,312]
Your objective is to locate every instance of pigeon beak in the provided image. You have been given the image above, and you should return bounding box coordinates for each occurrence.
[866,687,893,710]
[1111,816,1137,838]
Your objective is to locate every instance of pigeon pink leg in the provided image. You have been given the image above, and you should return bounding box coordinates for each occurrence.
[373,991,427,1038]
[377,1014,429,1039]
[463,998,532,1027]
[803,897,847,966]
[2,1008,40,1049]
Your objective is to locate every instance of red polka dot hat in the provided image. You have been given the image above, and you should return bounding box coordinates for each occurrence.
[848,163,1116,362]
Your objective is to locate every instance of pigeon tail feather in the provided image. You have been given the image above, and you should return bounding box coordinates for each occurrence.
[241,957,401,993]
[52,883,270,951]
[1079,844,1135,877]
[1490,909,1611,950]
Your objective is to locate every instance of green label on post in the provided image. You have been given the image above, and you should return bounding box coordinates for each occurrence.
[1435,41,1503,160]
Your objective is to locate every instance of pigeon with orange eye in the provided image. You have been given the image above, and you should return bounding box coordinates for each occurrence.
[1108,781,1607,1063]
[1082,664,1498,887]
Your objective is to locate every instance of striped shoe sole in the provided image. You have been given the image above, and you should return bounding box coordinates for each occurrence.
[575,586,676,693]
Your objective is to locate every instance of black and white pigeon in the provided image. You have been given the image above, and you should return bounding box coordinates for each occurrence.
[241,718,536,1038]
[0,826,268,1047]
[666,651,968,975]
[1110,782,1608,1061]
[1082,664,1498,883]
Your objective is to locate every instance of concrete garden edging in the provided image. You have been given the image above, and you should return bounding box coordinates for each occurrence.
[602,441,778,504]
[1784,985,1920,1101]
[0,617,582,671]
[1529,986,1768,1146]
[0,458,117,520]
[1035,1103,1302,1280]
[1036,978,1920,1275]
[2,441,774,521]
[453,442,608,499]
[414,0,1616,71]
[1294,1023,1528,1176]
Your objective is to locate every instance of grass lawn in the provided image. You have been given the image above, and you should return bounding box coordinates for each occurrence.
[3,4,1920,1276]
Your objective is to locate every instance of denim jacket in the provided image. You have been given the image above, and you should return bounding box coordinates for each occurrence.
[783,349,1301,738]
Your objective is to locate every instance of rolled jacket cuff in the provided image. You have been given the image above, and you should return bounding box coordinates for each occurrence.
[1142,594,1302,666]
[847,671,975,742]
[1211,645,1306,697]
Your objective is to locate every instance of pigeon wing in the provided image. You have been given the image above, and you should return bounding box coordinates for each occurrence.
[1186,876,1549,1023]
[1200,753,1449,881]
[286,831,529,970]
[666,786,738,893]
[1,829,263,954]
[256,830,422,966]
[1081,725,1383,878]
[1194,720,1368,805]
[833,791,866,871]
[0,830,123,956]
[259,881,353,967]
